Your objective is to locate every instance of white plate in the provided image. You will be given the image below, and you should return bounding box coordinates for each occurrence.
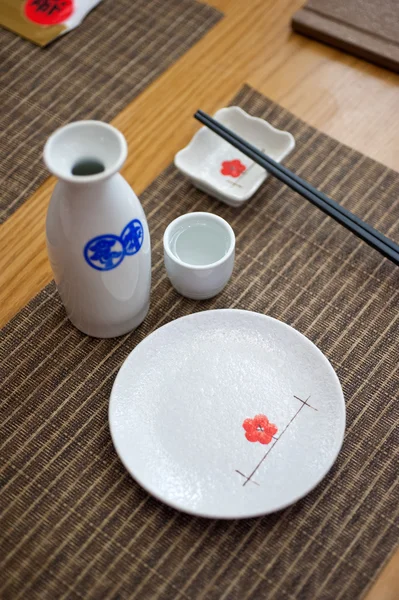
[174,106,295,207]
[109,310,345,519]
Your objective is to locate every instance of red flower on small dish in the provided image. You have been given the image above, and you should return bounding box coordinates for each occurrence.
[243,415,278,445]
[221,159,246,178]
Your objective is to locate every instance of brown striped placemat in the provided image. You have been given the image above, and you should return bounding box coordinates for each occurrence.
[1,85,398,600]
[0,0,222,223]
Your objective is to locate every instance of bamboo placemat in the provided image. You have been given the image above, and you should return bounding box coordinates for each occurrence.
[0,0,222,223]
[1,85,398,599]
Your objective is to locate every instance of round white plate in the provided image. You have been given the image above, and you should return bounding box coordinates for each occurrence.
[109,310,345,519]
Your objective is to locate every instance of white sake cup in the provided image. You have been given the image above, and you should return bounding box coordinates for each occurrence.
[163,212,235,300]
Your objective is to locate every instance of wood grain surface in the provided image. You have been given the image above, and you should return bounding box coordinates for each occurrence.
[0,0,398,597]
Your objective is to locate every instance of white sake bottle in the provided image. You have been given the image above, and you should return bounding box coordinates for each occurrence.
[44,121,151,338]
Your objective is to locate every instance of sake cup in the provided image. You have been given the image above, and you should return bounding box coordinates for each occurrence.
[163,212,235,300]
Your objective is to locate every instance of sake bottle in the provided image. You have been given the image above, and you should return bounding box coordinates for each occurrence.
[44,121,151,338]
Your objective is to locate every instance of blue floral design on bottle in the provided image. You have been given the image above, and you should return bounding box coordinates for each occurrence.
[84,219,144,271]
[121,219,144,256]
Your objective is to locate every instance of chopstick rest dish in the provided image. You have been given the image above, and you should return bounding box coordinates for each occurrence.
[175,106,295,207]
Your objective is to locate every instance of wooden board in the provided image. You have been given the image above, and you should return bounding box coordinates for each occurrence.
[292,0,399,73]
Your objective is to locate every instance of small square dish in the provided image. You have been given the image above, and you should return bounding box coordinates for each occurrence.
[175,106,295,207]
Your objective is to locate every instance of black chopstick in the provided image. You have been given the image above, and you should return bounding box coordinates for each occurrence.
[197,110,397,254]
[194,110,399,266]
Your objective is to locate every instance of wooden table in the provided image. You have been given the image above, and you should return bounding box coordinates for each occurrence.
[1,1,398,596]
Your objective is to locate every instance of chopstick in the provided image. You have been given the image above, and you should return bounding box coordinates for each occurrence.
[194,110,399,266]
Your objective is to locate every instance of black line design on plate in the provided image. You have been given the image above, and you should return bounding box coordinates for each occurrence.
[237,395,317,487]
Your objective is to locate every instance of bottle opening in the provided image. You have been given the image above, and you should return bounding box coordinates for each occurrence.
[43,121,128,182]
[72,158,105,176]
